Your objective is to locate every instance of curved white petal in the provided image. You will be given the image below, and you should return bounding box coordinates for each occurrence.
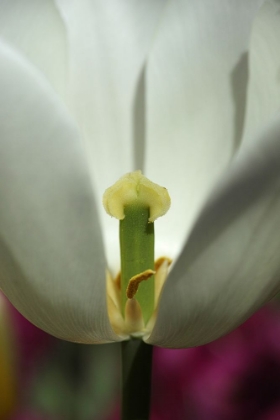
[244,0,280,145]
[148,115,280,348]
[0,0,68,99]
[0,40,119,343]
[145,0,264,258]
[54,0,168,272]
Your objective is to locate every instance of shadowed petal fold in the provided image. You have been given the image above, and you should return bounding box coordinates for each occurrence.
[145,0,265,258]
[148,116,280,348]
[0,40,119,343]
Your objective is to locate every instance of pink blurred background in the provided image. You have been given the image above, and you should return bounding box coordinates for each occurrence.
[1,292,280,420]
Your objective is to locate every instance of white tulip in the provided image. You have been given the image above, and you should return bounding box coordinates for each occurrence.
[0,0,280,348]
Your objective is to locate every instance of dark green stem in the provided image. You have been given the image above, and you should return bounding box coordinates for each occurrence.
[121,339,153,420]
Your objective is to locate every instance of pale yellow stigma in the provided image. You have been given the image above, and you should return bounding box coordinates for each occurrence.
[102,170,171,222]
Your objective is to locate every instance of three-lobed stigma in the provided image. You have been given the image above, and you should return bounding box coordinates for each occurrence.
[103,170,170,222]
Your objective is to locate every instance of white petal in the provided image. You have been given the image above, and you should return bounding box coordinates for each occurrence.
[0,0,68,99]
[148,115,280,348]
[54,0,168,272]
[243,0,280,145]
[145,0,264,258]
[0,40,119,343]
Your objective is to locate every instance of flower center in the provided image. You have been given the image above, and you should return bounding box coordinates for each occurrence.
[107,257,171,338]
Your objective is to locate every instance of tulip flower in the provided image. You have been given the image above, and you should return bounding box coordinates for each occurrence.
[1,0,280,400]
[2,1,280,417]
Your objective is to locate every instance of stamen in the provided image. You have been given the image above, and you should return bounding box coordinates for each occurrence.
[126,269,156,299]
[124,298,145,334]
[154,259,171,305]
[114,272,121,290]
[154,257,172,272]
[106,271,121,310]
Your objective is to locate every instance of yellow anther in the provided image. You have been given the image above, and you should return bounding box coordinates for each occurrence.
[126,269,156,299]
[154,257,172,272]
[114,272,121,290]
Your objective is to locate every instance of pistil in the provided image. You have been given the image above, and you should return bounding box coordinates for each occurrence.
[103,170,171,330]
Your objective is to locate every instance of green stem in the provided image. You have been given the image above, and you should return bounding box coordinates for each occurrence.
[121,339,153,420]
